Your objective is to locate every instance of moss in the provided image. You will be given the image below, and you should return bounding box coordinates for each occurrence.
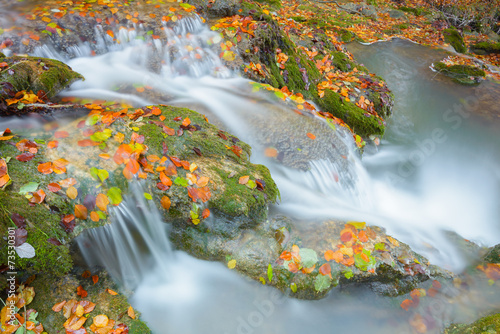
[443,28,467,53]
[291,16,307,23]
[398,6,426,16]
[394,23,409,30]
[473,41,500,53]
[444,313,500,334]
[253,0,281,9]
[0,56,83,98]
[434,61,485,85]
[484,244,500,263]
[0,52,5,58]
[315,89,385,137]
[367,90,394,118]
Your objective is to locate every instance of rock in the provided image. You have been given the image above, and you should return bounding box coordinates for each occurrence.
[443,28,467,53]
[444,313,500,334]
[28,270,151,333]
[0,105,278,280]
[0,56,83,100]
[388,9,406,19]
[484,244,500,264]
[433,61,486,85]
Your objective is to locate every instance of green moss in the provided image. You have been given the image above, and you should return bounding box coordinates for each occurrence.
[0,56,83,98]
[291,16,307,23]
[367,90,394,118]
[398,6,426,16]
[434,61,485,85]
[315,89,385,137]
[484,244,500,263]
[444,313,500,334]
[0,52,5,58]
[339,29,355,43]
[253,0,281,9]
[443,28,467,53]
[473,41,500,53]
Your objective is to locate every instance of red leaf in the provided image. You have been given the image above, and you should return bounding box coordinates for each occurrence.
[77,139,98,147]
[202,208,210,219]
[400,299,414,311]
[16,152,35,162]
[319,263,332,277]
[230,145,242,157]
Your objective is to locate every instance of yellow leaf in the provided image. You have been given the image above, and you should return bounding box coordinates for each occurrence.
[127,306,135,319]
[347,221,366,230]
[227,259,236,269]
[387,236,400,247]
[93,314,109,328]
[222,50,236,62]
[75,304,84,317]
[67,186,78,199]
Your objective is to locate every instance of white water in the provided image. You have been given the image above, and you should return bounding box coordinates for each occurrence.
[21,14,500,333]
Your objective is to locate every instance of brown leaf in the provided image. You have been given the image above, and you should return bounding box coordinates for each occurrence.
[238,176,249,185]
[29,189,46,204]
[16,152,35,162]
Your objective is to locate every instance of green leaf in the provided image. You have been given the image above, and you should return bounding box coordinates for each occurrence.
[290,282,297,293]
[97,211,106,219]
[86,114,100,126]
[354,249,376,272]
[90,129,112,142]
[326,118,336,131]
[314,274,331,292]
[144,193,152,200]
[90,167,99,180]
[299,248,318,268]
[19,182,39,195]
[28,311,38,322]
[274,90,285,99]
[374,242,387,251]
[34,139,45,144]
[17,103,25,110]
[174,177,188,187]
[259,277,266,285]
[245,179,256,189]
[107,187,122,205]
[267,264,273,282]
[343,269,353,279]
[97,169,109,183]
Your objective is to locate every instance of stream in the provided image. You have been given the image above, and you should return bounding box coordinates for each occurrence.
[2,7,500,333]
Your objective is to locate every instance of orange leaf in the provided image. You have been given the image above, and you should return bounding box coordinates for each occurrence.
[264,147,278,157]
[306,133,316,140]
[29,189,46,204]
[82,270,91,278]
[93,314,109,328]
[280,251,292,261]
[107,30,114,38]
[75,204,88,220]
[400,299,414,311]
[238,176,249,185]
[99,153,110,160]
[358,230,369,243]
[47,140,59,149]
[76,286,88,298]
[202,208,210,219]
[196,176,209,187]
[126,158,140,174]
[319,263,332,277]
[106,289,118,295]
[92,275,98,284]
[288,262,299,273]
[127,306,135,319]
[159,172,172,186]
[54,131,69,138]
[67,186,78,200]
[301,265,315,274]
[37,162,53,174]
[151,107,162,116]
[147,154,160,163]
[325,249,343,263]
[340,230,353,243]
[341,256,354,266]
[90,211,99,222]
[59,178,77,188]
[52,300,66,312]
[96,193,109,212]
[161,196,171,210]
[48,182,61,192]
[182,117,191,127]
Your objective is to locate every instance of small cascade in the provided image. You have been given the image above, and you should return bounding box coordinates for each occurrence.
[77,182,172,289]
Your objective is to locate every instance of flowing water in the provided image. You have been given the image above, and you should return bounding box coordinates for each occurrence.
[2,8,500,333]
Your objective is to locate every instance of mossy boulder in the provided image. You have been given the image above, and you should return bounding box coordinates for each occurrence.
[433,61,486,85]
[0,56,83,99]
[484,244,500,264]
[0,105,278,282]
[27,270,151,333]
[444,313,500,334]
[443,28,467,53]
[472,41,500,54]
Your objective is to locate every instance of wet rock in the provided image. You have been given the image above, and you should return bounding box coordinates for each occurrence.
[388,9,406,19]
[484,244,500,264]
[444,313,500,334]
[0,56,83,99]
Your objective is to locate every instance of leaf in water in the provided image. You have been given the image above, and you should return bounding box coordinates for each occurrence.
[222,50,236,61]
[347,221,366,230]
[47,140,59,149]
[227,259,236,269]
[67,186,78,200]
[290,283,297,293]
[319,263,332,278]
[59,178,77,188]
[299,248,318,268]
[37,162,53,175]
[107,187,122,205]
[159,172,172,186]
[19,182,39,195]
[174,177,188,187]
[264,147,278,157]
[387,236,400,247]
[324,249,343,263]
[74,204,88,220]
[202,208,210,219]
[54,131,69,138]
[267,264,273,282]
[161,196,171,210]
[97,169,109,182]
[144,193,152,200]
[314,274,331,292]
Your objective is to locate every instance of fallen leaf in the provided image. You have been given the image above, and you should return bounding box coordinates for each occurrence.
[161,196,171,210]
[239,176,249,185]
[127,306,135,319]
[67,186,78,199]
[52,300,66,312]
[75,204,88,220]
